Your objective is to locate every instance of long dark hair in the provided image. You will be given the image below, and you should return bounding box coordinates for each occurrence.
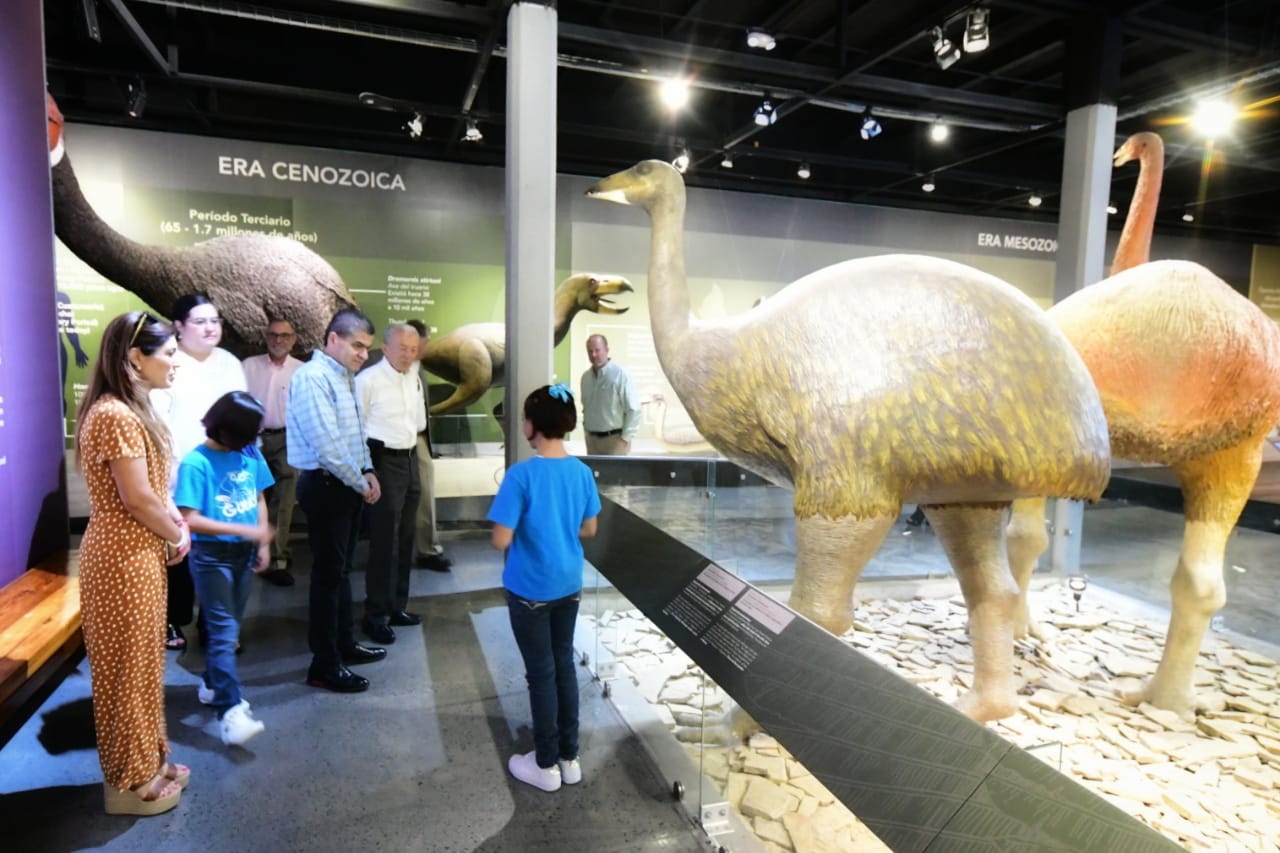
[75,310,174,466]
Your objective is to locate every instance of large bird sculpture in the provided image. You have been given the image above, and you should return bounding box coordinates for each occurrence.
[1006,132,1280,717]
[47,94,354,356]
[422,273,631,414]
[588,161,1110,722]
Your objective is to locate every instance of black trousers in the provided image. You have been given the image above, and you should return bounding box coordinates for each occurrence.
[364,445,420,624]
[297,469,364,669]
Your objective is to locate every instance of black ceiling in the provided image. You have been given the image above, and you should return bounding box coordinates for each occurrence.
[43,0,1280,246]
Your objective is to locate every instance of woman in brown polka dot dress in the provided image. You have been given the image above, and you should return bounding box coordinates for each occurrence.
[75,311,192,816]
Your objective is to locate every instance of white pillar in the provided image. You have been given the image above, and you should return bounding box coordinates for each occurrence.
[1050,102,1117,574]
[504,1,558,467]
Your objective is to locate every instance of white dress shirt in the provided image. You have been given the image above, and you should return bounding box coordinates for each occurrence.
[355,357,426,450]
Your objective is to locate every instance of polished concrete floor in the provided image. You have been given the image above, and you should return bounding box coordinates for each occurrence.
[7,474,1279,852]
[0,533,706,853]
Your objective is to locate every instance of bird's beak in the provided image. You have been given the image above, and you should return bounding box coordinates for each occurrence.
[586,168,634,205]
[591,276,633,315]
[1113,144,1132,167]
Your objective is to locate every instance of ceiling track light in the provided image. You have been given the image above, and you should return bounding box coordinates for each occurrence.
[126,77,147,119]
[859,107,882,141]
[1182,209,1195,223]
[963,8,990,53]
[797,162,811,180]
[463,118,483,143]
[922,174,936,193]
[720,152,734,169]
[1028,192,1043,208]
[931,26,962,70]
[753,98,778,127]
[746,28,776,51]
[1106,203,1118,215]
[659,77,690,110]
[404,111,424,139]
[672,146,691,174]
[929,122,949,143]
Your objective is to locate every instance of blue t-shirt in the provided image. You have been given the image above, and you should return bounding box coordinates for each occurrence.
[486,455,601,601]
[174,443,275,542]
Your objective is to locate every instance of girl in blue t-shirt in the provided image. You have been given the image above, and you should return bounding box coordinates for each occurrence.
[173,390,274,748]
[488,383,601,792]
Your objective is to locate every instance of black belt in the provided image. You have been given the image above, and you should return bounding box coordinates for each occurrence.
[368,439,414,457]
[261,427,286,435]
[588,429,623,437]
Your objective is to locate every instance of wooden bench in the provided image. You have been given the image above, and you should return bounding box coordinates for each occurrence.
[0,552,84,747]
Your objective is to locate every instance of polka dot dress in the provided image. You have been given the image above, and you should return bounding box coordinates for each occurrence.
[78,396,171,792]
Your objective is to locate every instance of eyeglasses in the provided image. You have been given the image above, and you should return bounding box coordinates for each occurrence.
[185,317,222,328]
[128,312,154,347]
[266,331,297,339]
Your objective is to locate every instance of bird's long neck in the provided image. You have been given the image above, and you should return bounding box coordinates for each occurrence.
[1110,145,1163,276]
[51,154,181,311]
[646,194,691,369]
[552,286,579,346]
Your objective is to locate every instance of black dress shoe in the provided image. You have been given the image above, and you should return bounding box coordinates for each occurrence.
[416,553,453,573]
[262,567,295,587]
[343,642,388,664]
[361,620,396,645]
[389,610,421,627]
[307,664,369,693]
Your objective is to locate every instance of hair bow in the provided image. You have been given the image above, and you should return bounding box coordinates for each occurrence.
[548,382,572,403]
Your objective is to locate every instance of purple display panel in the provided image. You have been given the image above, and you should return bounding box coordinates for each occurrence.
[0,1,68,586]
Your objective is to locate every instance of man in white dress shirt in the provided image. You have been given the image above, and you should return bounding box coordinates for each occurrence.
[242,317,304,586]
[580,334,641,455]
[355,322,426,644]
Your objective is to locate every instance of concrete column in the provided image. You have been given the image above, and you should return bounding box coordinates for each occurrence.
[1050,101,1117,575]
[503,1,557,467]
[0,0,68,582]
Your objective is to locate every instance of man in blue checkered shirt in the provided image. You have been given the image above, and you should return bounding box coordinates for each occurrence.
[287,308,388,694]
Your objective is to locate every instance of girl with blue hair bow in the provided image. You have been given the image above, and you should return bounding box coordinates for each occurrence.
[488,383,601,792]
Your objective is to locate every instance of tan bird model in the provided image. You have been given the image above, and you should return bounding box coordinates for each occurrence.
[589,160,1110,722]
[422,273,632,414]
[47,95,354,357]
[1006,131,1280,717]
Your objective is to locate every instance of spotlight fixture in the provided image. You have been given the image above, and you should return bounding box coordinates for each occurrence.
[404,112,424,139]
[1191,98,1236,139]
[659,77,690,110]
[928,122,949,143]
[859,108,882,141]
[1106,203,1118,215]
[1067,574,1088,612]
[922,175,936,193]
[797,162,811,180]
[463,118,483,143]
[1182,209,1195,223]
[753,98,778,127]
[746,28,777,51]
[720,152,734,169]
[1028,192,1043,208]
[672,147,691,174]
[125,78,146,119]
[931,26,962,70]
[963,8,990,53]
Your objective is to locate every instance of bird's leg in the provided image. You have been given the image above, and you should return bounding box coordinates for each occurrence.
[926,502,1019,722]
[1006,497,1049,639]
[1127,440,1261,716]
[787,514,895,635]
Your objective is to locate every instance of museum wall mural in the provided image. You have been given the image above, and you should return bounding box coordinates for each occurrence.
[52,122,1261,455]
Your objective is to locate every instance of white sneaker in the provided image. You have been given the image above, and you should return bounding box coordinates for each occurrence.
[558,757,582,785]
[508,751,561,792]
[199,681,248,710]
[220,700,265,747]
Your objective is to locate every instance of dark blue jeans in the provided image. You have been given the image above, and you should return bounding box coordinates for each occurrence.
[507,590,580,769]
[297,470,363,669]
[188,540,257,717]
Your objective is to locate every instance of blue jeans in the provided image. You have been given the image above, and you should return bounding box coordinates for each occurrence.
[188,540,257,717]
[507,590,580,769]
